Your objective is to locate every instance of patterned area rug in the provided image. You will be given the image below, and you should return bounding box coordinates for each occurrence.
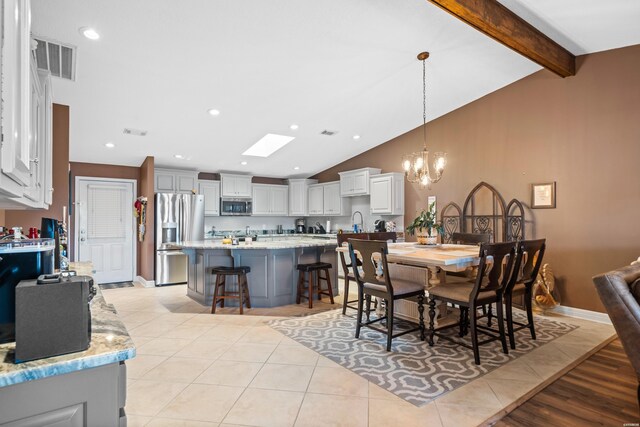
[269,309,578,406]
[99,281,134,290]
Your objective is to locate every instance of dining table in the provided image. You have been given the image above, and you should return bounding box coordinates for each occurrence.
[337,242,481,288]
[336,242,482,324]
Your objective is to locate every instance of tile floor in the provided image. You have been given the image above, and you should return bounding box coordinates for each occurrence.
[102,284,616,427]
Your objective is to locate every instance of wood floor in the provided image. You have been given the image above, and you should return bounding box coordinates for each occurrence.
[496,339,639,426]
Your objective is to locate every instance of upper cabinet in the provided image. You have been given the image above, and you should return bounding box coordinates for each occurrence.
[0,0,32,189]
[154,168,198,194]
[287,179,317,217]
[220,173,252,198]
[308,184,324,215]
[370,173,404,216]
[339,167,381,197]
[198,180,220,216]
[252,184,288,216]
[0,0,54,210]
[308,181,351,216]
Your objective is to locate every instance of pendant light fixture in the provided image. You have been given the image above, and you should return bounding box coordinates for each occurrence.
[402,52,446,188]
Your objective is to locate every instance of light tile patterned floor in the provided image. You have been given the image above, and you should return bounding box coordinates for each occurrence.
[102,284,616,427]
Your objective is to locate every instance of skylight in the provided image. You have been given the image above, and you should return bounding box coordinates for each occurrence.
[242,134,295,157]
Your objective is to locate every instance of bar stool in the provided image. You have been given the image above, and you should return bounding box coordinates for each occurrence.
[296,262,334,309]
[211,266,251,314]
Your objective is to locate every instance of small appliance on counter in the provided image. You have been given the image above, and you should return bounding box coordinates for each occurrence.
[0,238,55,344]
[374,220,386,232]
[307,226,315,234]
[295,218,306,234]
[14,273,94,363]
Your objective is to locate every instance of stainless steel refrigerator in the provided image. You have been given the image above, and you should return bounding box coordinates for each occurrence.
[155,193,205,286]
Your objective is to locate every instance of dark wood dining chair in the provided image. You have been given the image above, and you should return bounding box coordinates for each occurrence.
[504,239,546,349]
[348,239,425,351]
[450,232,492,245]
[337,232,370,315]
[427,241,519,364]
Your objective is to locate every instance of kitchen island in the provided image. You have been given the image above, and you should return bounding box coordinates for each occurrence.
[0,262,135,425]
[180,238,339,308]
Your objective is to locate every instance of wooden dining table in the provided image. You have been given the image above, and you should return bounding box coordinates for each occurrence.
[336,242,482,323]
[337,242,481,288]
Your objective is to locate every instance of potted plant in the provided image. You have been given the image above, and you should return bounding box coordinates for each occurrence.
[406,202,443,245]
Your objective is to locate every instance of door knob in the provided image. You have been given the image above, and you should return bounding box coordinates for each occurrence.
[80,237,86,242]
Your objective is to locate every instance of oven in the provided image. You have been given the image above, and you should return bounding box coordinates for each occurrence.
[220,198,252,216]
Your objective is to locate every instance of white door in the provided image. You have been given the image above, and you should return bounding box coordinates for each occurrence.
[76,178,135,284]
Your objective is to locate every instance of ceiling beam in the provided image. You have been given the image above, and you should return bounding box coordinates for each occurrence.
[427,0,576,77]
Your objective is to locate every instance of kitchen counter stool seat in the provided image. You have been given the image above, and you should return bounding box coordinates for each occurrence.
[296,262,334,308]
[211,266,251,314]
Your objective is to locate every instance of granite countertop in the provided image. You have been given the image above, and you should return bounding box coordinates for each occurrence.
[0,262,136,388]
[179,238,338,250]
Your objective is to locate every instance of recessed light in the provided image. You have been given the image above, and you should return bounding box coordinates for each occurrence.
[105,142,115,148]
[240,161,248,165]
[242,134,295,157]
[79,27,100,40]
[293,166,300,170]
[353,135,361,140]
[290,124,299,130]
[174,154,184,159]
[207,109,220,116]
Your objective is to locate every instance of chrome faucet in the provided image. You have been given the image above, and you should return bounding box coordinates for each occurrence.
[352,211,364,233]
[245,225,250,236]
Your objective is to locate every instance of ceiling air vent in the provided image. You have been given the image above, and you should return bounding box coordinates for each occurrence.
[320,130,338,136]
[123,128,148,137]
[33,37,76,81]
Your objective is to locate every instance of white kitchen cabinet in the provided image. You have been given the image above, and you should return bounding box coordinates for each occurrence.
[22,58,43,203]
[370,173,405,215]
[0,0,32,189]
[308,184,324,215]
[323,181,350,216]
[339,167,381,196]
[154,168,198,193]
[39,70,53,206]
[198,180,220,216]
[287,179,317,216]
[220,173,252,198]
[308,181,350,216]
[252,184,288,216]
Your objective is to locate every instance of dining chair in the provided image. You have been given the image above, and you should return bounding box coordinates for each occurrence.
[504,239,546,349]
[450,232,492,245]
[337,232,370,315]
[427,241,519,365]
[348,239,425,351]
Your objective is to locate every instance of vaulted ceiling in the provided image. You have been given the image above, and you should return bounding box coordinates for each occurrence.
[31,0,640,177]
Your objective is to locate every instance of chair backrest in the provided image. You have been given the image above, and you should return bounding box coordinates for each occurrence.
[593,264,640,380]
[367,232,398,242]
[348,239,393,295]
[471,241,518,300]
[514,239,546,288]
[337,233,369,272]
[451,232,492,245]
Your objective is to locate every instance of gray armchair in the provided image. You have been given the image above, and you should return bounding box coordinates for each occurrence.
[592,263,640,408]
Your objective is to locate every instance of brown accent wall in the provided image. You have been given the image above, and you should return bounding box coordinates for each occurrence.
[68,162,141,273]
[5,104,70,231]
[139,157,155,281]
[313,45,640,312]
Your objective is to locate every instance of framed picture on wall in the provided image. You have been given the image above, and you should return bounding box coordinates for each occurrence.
[531,182,556,208]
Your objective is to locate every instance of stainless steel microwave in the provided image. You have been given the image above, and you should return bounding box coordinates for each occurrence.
[220,198,252,216]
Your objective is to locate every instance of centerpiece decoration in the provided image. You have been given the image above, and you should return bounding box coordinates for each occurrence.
[406,202,443,245]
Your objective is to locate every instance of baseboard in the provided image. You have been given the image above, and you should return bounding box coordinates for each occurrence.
[134,275,155,288]
[552,305,612,324]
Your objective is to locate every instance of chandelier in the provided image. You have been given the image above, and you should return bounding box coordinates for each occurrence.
[402,52,446,188]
